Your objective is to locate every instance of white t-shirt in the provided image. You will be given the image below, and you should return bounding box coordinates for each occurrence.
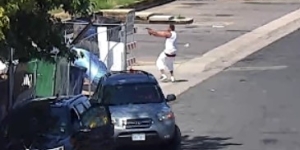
[164,31,177,55]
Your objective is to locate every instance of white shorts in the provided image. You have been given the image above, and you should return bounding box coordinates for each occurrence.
[156,52,175,71]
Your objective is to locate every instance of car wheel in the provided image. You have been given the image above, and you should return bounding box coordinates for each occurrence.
[161,125,182,150]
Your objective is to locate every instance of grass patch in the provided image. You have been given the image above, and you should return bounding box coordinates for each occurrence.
[50,0,140,15]
[91,0,140,10]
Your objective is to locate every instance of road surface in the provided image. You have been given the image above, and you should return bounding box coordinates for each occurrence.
[133,0,300,64]
[173,28,300,149]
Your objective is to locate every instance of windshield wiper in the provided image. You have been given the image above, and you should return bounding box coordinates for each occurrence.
[109,103,136,106]
[110,102,151,105]
[130,102,149,104]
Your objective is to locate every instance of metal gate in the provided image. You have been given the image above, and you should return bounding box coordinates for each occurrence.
[63,13,137,70]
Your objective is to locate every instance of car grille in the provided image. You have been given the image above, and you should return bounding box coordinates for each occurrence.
[125,118,153,129]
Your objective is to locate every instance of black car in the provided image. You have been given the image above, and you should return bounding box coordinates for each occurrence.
[0,95,114,150]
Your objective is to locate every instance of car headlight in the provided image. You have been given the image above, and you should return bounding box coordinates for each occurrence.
[157,111,174,121]
[112,118,125,128]
[48,146,64,150]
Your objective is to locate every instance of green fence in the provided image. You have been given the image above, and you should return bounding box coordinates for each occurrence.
[26,58,69,97]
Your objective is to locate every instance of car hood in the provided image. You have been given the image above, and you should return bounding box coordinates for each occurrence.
[109,103,171,118]
[28,134,71,149]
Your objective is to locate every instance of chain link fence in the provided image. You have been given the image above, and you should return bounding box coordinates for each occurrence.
[63,19,137,95]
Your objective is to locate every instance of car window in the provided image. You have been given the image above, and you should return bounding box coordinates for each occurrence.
[80,106,110,129]
[83,100,91,109]
[75,103,86,115]
[48,107,69,135]
[103,83,164,105]
[91,77,105,102]
[70,109,81,131]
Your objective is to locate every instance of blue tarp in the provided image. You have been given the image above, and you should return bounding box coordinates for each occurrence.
[72,47,108,85]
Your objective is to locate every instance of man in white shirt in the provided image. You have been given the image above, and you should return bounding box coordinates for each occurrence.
[147,24,177,82]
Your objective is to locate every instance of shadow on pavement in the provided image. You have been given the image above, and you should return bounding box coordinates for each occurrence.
[181,135,242,150]
[117,135,242,150]
[174,79,188,83]
[161,79,188,83]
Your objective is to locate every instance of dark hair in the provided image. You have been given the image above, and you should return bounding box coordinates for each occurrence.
[169,24,175,31]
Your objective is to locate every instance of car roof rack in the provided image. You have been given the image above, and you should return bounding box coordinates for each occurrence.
[107,69,152,77]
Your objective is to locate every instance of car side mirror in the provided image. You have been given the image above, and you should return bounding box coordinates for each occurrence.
[166,94,176,102]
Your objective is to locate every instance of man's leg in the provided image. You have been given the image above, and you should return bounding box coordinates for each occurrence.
[160,69,166,76]
[156,52,168,81]
[166,57,175,82]
[170,70,175,82]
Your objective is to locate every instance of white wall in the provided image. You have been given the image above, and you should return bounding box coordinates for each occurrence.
[97,27,126,71]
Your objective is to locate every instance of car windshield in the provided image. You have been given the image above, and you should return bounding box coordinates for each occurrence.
[103,83,163,105]
[81,106,109,129]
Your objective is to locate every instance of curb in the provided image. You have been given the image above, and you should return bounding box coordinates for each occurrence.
[53,7,193,25]
[119,0,175,11]
[133,60,187,66]
[148,17,194,24]
[53,0,175,20]
[243,1,299,5]
[199,9,300,73]
[136,12,162,21]
[157,8,300,96]
[53,9,193,25]
[100,10,194,24]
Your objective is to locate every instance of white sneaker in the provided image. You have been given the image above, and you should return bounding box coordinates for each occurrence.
[160,74,168,81]
[170,76,176,82]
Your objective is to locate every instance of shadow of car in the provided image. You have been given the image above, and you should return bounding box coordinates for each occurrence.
[0,95,114,150]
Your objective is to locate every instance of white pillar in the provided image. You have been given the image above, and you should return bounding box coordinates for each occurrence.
[97,27,108,66]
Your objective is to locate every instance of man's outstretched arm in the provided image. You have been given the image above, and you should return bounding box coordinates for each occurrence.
[147,28,171,38]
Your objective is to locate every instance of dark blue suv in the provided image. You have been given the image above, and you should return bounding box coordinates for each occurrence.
[0,95,114,150]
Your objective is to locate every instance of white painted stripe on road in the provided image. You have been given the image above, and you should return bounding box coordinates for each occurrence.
[226,66,288,71]
[158,8,300,96]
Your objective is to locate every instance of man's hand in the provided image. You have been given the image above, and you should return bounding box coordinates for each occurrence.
[146,27,153,35]
[145,28,171,38]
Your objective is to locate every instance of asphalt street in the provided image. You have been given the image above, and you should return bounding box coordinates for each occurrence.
[172,28,300,150]
[133,0,300,64]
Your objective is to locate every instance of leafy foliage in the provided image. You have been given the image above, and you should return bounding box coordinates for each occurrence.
[0,0,91,62]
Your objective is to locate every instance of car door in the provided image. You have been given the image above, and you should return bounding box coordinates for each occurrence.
[91,77,105,103]
[74,102,86,115]
[72,104,114,150]
[0,116,10,149]
[0,101,54,150]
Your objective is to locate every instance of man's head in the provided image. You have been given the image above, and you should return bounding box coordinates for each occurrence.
[168,24,175,31]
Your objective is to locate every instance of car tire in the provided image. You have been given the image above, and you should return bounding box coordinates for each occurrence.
[161,125,182,150]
